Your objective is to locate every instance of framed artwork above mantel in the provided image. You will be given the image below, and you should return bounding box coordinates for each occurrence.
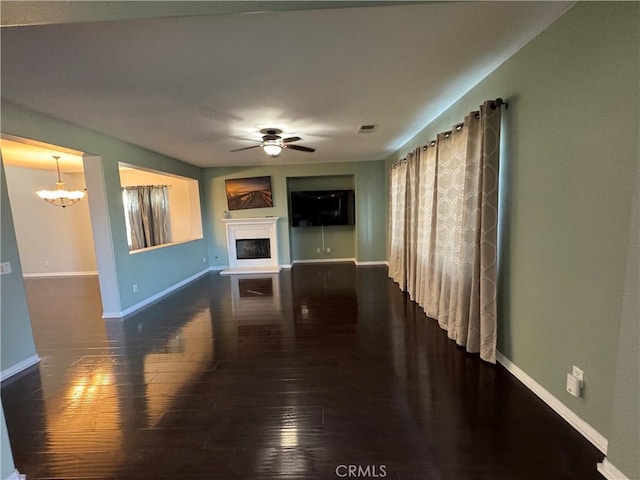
[225,176,273,210]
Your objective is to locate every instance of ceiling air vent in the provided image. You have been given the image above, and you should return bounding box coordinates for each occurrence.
[357,124,377,134]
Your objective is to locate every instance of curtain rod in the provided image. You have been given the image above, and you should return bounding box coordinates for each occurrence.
[492,97,508,110]
[123,184,169,189]
[411,97,508,153]
[393,97,508,163]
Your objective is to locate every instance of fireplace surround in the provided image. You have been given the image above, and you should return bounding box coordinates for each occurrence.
[220,217,280,275]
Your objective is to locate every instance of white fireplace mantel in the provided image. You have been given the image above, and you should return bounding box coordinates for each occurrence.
[220,217,280,275]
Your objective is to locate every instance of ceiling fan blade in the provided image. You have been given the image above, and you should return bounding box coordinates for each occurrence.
[230,145,261,152]
[285,144,315,153]
[282,136,301,144]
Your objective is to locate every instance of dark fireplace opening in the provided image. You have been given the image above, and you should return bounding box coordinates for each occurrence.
[236,238,271,260]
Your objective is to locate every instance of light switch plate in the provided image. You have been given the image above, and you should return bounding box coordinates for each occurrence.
[572,366,584,382]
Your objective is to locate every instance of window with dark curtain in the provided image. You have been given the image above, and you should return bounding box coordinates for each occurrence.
[122,185,171,251]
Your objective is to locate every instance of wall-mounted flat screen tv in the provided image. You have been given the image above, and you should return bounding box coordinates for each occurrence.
[290,190,356,227]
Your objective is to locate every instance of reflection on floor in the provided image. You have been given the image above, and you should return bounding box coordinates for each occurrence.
[2,264,603,479]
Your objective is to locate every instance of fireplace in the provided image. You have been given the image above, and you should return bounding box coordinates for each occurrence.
[220,217,280,275]
[236,238,271,260]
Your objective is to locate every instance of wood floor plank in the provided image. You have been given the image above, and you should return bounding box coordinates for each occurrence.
[1,265,604,479]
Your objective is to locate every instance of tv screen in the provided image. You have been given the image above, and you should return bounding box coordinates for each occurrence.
[290,190,355,227]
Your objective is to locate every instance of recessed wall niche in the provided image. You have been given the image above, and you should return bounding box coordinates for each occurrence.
[118,163,203,252]
[287,174,356,262]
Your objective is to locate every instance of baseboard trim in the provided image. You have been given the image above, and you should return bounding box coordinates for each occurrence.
[219,266,280,275]
[280,264,292,269]
[23,271,98,278]
[496,351,608,454]
[1,354,41,382]
[102,268,210,319]
[290,259,388,267]
[292,258,355,265]
[597,458,630,480]
[4,469,26,480]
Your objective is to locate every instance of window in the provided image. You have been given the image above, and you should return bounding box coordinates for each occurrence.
[119,164,203,252]
[122,185,171,250]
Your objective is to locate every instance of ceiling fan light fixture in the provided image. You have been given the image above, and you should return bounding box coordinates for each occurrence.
[262,141,283,157]
[230,128,314,156]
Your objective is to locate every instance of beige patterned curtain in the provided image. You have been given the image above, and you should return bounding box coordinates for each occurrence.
[388,160,407,287]
[388,100,501,363]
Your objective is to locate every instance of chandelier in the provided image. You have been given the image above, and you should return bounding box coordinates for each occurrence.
[36,156,86,208]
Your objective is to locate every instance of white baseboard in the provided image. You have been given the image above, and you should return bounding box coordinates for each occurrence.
[102,268,210,319]
[23,271,98,278]
[1,354,41,382]
[291,259,388,266]
[280,264,292,269]
[219,266,280,275]
[4,469,26,480]
[597,458,630,480]
[209,266,227,271]
[292,258,355,265]
[496,351,608,454]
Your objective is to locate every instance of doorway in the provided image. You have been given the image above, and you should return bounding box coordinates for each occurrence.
[0,134,108,375]
[1,135,99,280]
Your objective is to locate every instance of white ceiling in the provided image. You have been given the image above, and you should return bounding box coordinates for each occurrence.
[1,1,572,168]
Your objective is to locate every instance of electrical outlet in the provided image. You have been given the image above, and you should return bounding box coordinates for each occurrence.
[567,366,584,398]
[326,247,331,253]
[567,373,581,397]
[0,262,12,275]
[133,284,138,293]
[572,366,584,382]
[45,260,50,266]
[317,248,321,253]
[202,256,207,263]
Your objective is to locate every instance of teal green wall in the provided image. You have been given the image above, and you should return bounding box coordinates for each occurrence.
[1,159,36,479]
[1,102,209,312]
[202,161,386,267]
[389,2,639,475]
[288,175,356,261]
[290,225,355,261]
[0,159,38,374]
[288,176,354,191]
[1,403,16,479]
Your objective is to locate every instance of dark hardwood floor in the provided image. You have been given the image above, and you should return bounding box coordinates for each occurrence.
[2,264,603,479]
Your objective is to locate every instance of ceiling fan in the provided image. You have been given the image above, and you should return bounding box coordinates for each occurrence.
[230,128,316,157]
